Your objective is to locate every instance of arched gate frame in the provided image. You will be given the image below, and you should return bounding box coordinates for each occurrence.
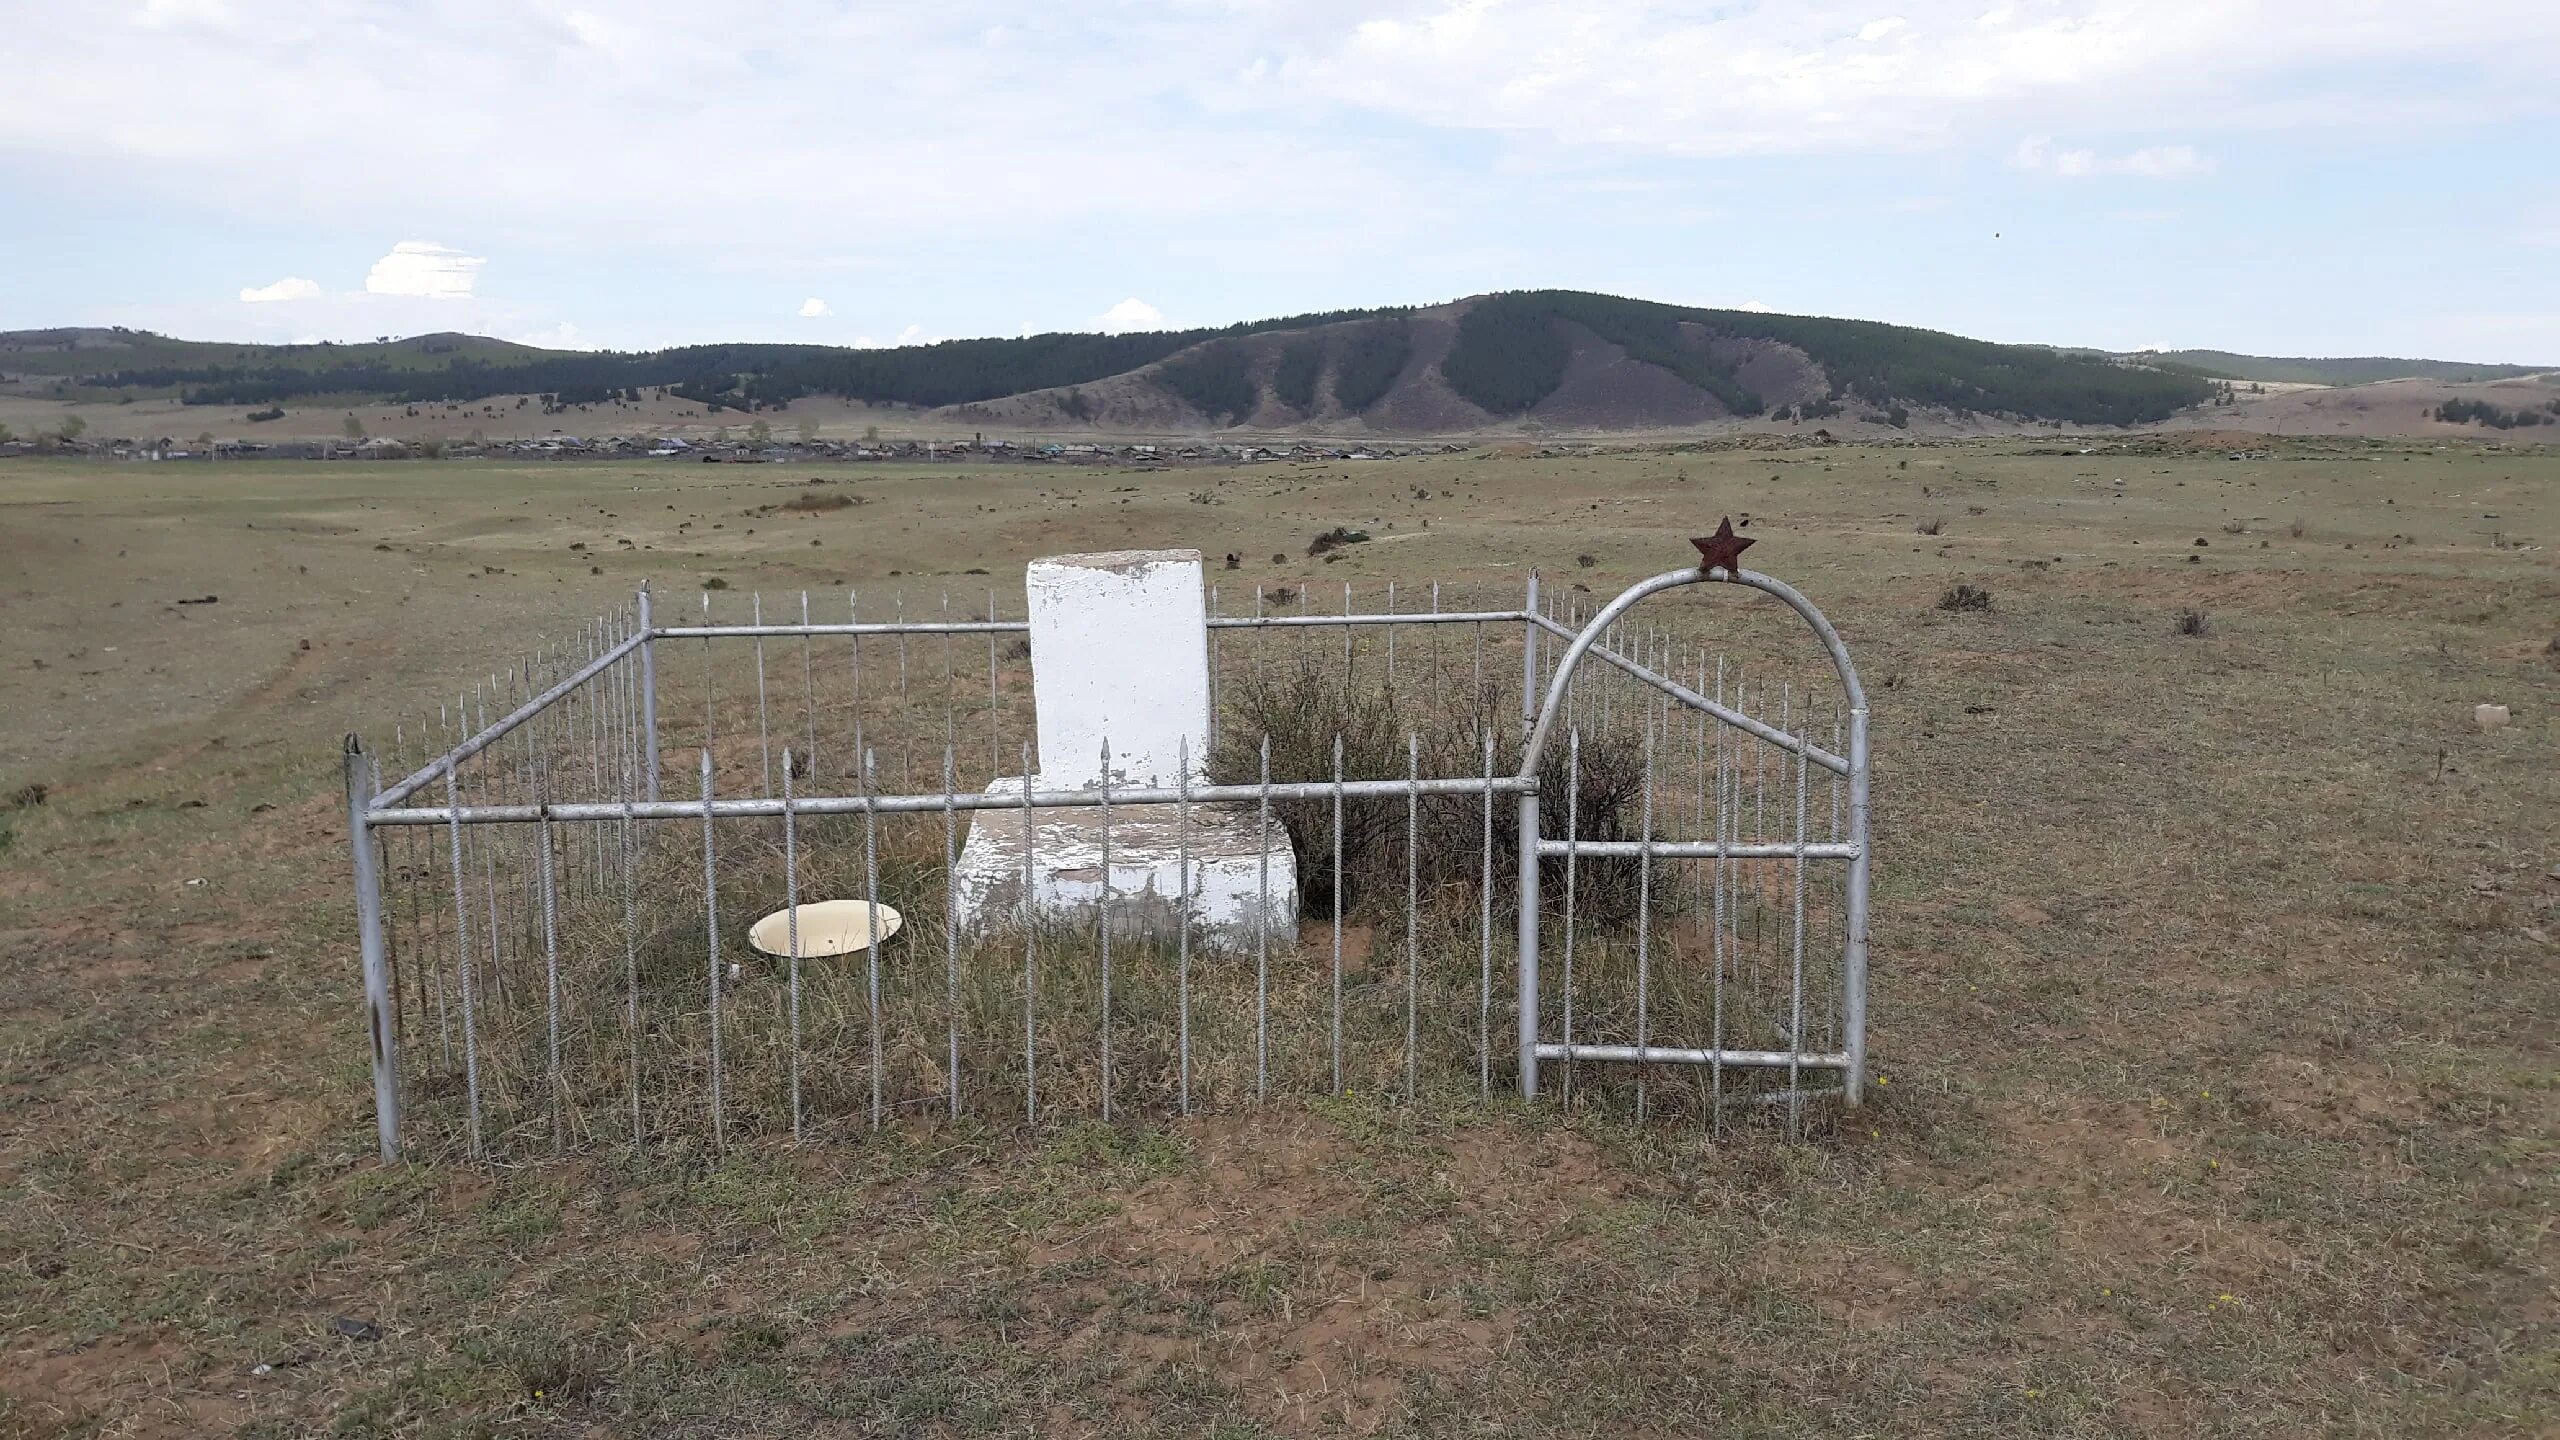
[1512,558,1871,1107]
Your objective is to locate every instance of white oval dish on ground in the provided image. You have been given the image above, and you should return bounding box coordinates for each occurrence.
[747,900,902,958]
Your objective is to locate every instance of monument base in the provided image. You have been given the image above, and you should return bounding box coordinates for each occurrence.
[950,776,1299,947]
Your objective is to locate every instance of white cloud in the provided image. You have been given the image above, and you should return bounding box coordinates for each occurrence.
[513,322,588,350]
[1274,1,2558,159]
[364,241,484,300]
[851,324,930,350]
[238,275,320,303]
[797,297,831,318]
[2012,137,2212,178]
[8,1,2560,352]
[2117,145,2212,178]
[561,9,626,57]
[130,0,233,29]
[1094,297,1165,333]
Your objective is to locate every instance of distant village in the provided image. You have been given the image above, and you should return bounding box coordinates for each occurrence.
[0,433,1469,466]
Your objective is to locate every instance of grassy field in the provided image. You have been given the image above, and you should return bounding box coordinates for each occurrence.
[1,437,2554,1437]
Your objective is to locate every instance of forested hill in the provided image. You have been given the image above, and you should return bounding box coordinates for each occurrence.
[0,292,2357,431]
[2134,350,2554,387]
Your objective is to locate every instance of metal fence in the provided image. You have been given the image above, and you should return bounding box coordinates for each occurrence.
[345,558,1869,1163]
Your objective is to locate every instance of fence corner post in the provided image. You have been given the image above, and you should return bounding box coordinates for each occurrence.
[344,735,401,1163]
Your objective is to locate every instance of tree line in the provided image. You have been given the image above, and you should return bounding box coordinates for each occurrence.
[91,307,1412,413]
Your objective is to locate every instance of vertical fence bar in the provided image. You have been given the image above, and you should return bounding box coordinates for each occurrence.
[1099,741,1115,1122]
[638,589,663,801]
[1340,583,1352,683]
[345,738,400,1163]
[943,744,961,1120]
[1385,581,1397,685]
[1789,691,1809,1138]
[1256,736,1272,1104]
[1177,738,1193,1115]
[784,752,804,1143]
[864,747,883,1131]
[538,797,563,1154]
[800,592,818,783]
[700,592,715,778]
[1711,662,1729,1131]
[1330,734,1344,1095]
[850,590,866,751]
[1430,582,1442,692]
[1561,730,1579,1107]
[620,797,642,1147]
[752,593,773,797]
[1844,706,1871,1104]
[700,750,725,1149]
[1479,726,1494,1095]
[986,589,1002,778]
[1404,732,1419,1104]
[1634,719,1655,1124]
[1020,741,1037,1125]
[1516,754,1542,1102]
[1520,572,1540,737]
[444,770,483,1161]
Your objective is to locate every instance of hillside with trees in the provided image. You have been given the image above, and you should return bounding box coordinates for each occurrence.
[14,294,2540,436]
[2140,351,2554,386]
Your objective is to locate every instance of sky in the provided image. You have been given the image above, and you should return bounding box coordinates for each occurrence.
[2,1,2555,361]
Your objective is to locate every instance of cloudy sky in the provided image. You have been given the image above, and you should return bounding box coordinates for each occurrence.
[3,0,2555,359]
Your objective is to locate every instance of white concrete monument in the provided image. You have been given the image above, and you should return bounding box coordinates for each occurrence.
[950,549,1297,945]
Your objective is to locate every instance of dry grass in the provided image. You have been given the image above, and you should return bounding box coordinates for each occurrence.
[1,436,2555,1437]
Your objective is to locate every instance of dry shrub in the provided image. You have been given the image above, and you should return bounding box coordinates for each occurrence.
[1936,583,1993,612]
[2175,608,2209,637]
[1207,651,1660,926]
[781,492,856,514]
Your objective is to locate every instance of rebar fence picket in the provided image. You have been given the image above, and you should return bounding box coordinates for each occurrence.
[345,559,1870,1164]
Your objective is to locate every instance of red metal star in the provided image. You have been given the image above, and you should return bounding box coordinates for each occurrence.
[1690,517,1755,576]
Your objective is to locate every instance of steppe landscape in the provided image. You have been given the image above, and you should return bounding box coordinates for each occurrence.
[3,428,2553,1435]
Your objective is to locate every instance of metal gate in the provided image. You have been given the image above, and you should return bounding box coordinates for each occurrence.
[1510,551,1870,1130]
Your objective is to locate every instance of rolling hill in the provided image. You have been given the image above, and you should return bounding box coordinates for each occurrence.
[3,295,2549,439]
[2132,350,2554,387]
